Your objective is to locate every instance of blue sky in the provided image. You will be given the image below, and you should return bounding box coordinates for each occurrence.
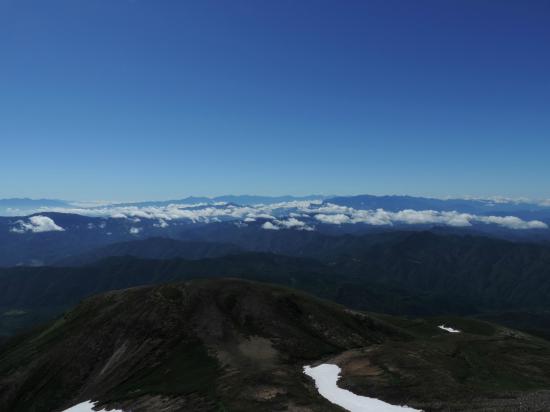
[1,0,549,201]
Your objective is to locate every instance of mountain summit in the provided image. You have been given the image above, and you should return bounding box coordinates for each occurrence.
[2,279,550,411]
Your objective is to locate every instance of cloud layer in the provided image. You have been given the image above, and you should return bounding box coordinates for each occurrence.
[11,216,65,233]
[315,208,547,230]
[11,201,548,231]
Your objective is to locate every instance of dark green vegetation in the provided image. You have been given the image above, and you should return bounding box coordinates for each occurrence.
[476,311,550,341]
[2,231,550,339]
[58,237,244,266]
[334,315,550,411]
[1,279,550,411]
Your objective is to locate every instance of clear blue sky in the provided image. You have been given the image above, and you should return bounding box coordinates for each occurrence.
[1,0,549,201]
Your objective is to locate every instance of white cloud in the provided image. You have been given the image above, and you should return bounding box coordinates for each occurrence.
[153,219,169,228]
[348,209,393,226]
[315,214,351,225]
[258,199,322,210]
[278,217,306,228]
[313,206,547,230]
[261,221,279,230]
[13,200,547,231]
[311,204,351,214]
[129,227,142,234]
[476,215,547,230]
[10,216,65,233]
[32,202,281,224]
[280,218,314,231]
[260,217,314,231]
[392,210,472,227]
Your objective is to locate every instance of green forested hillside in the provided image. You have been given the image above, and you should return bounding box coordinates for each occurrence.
[2,232,550,340]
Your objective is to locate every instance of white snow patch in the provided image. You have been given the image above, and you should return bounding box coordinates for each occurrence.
[61,400,124,412]
[438,325,461,333]
[304,363,421,412]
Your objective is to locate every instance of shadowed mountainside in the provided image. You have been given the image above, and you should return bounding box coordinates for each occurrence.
[3,232,550,338]
[56,237,243,266]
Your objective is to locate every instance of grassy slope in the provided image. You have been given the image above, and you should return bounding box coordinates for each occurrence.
[336,315,550,411]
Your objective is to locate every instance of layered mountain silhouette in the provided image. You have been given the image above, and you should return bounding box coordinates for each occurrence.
[57,237,243,266]
[2,193,550,266]
[3,232,550,340]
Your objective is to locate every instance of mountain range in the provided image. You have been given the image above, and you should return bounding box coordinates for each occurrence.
[3,193,550,213]
[2,192,550,267]
[3,194,550,411]
[2,231,550,341]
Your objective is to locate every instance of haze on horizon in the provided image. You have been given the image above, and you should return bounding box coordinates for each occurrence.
[1,0,549,201]
[2,193,550,207]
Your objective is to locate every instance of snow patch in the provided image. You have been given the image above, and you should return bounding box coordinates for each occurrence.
[304,363,421,411]
[61,400,124,412]
[438,325,461,333]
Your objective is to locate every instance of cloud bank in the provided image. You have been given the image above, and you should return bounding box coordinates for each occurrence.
[315,207,547,230]
[12,201,547,231]
[11,216,65,233]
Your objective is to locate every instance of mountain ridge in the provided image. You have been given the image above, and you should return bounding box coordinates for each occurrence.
[3,231,550,339]
[3,279,550,411]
